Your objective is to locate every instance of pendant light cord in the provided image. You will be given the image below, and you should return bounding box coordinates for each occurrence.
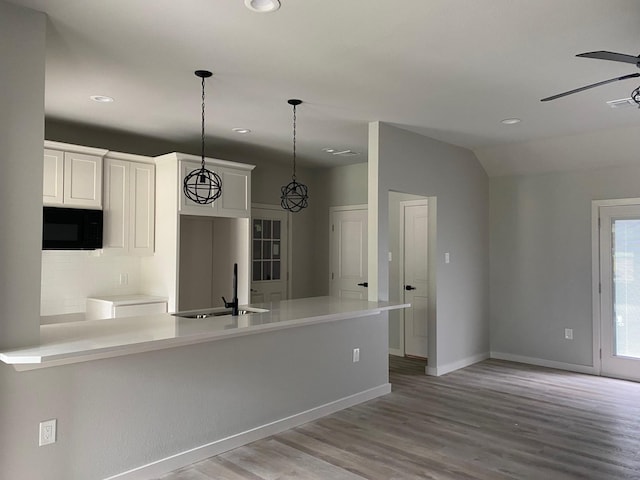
[201,76,206,169]
[292,103,297,181]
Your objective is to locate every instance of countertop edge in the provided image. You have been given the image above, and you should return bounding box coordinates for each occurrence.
[1,299,410,371]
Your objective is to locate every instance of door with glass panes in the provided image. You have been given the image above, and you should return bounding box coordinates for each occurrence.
[599,204,640,381]
[251,207,289,303]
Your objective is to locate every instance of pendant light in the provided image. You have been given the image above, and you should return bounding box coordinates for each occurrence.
[280,99,309,213]
[183,70,222,205]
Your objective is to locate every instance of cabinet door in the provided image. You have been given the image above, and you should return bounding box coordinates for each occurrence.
[103,159,130,251]
[179,161,220,216]
[63,152,102,208]
[218,167,250,218]
[43,149,64,205]
[129,162,155,255]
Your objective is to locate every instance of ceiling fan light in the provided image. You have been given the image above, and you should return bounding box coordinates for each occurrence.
[244,0,281,13]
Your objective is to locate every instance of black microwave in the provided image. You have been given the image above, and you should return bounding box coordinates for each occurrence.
[42,207,103,250]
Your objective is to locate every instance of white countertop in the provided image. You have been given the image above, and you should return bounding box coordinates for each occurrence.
[0,297,408,371]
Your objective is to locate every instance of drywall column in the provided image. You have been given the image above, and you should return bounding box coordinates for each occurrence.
[0,1,46,349]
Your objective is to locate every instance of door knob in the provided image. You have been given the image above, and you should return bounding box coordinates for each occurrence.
[405,285,416,291]
[357,282,368,287]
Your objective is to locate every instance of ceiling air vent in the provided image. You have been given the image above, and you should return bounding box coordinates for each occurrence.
[606,97,637,109]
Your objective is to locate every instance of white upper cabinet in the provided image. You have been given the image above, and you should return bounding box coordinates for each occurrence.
[178,157,252,218]
[43,142,107,209]
[103,153,155,255]
[43,149,64,205]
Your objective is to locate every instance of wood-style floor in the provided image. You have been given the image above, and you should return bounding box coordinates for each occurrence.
[158,357,640,480]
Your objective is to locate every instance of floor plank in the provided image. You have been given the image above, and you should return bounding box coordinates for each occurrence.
[158,358,640,480]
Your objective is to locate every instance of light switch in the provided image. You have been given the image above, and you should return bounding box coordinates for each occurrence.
[445,252,450,264]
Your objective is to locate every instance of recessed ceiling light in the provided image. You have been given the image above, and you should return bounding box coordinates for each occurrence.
[244,0,280,13]
[232,127,251,134]
[90,95,114,103]
[501,118,521,125]
[322,147,336,153]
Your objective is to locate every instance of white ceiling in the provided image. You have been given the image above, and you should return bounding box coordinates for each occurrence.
[9,0,640,175]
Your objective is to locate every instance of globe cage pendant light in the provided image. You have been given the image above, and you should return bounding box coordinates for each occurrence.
[183,70,222,205]
[280,99,309,213]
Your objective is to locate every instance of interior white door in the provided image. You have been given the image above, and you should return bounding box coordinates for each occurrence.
[600,204,640,381]
[402,201,429,358]
[330,208,368,299]
[251,207,289,303]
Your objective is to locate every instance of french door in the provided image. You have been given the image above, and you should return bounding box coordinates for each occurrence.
[600,204,640,381]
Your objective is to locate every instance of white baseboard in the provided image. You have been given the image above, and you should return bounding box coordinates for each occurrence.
[105,383,392,480]
[490,351,597,375]
[427,352,489,376]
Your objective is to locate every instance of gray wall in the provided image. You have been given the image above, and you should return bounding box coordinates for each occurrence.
[0,315,388,479]
[0,1,46,349]
[371,122,490,371]
[490,165,640,366]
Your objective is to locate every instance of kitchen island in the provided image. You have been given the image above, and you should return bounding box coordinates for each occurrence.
[1,296,408,479]
[0,296,408,371]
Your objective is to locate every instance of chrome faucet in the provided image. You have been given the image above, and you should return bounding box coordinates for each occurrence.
[222,263,239,316]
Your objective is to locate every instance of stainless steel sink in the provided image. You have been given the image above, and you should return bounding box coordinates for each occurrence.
[171,307,268,319]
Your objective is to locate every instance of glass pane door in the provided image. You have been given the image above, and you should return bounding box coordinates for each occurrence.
[600,204,640,382]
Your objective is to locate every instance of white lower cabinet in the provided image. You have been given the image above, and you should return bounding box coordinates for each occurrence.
[103,156,155,255]
[43,142,107,208]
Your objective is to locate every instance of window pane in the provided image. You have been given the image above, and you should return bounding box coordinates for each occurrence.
[252,261,262,282]
[273,241,280,259]
[273,261,281,280]
[262,261,272,281]
[613,219,640,359]
[253,219,262,239]
[263,240,272,260]
[263,220,272,239]
[273,220,281,240]
[253,240,261,260]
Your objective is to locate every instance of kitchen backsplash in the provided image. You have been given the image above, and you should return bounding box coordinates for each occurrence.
[41,251,142,316]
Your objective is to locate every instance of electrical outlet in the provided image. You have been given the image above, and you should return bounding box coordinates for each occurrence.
[119,273,129,285]
[352,348,360,363]
[564,328,573,340]
[39,419,56,446]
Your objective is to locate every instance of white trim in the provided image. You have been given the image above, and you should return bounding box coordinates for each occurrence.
[44,140,109,157]
[330,204,368,212]
[388,348,404,357]
[490,351,597,375]
[104,383,391,480]
[591,201,602,376]
[427,352,489,376]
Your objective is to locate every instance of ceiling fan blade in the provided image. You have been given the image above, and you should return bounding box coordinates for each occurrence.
[577,51,640,65]
[541,73,640,102]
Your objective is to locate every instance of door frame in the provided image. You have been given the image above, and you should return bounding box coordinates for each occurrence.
[252,203,292,300]
[592,197,640,378]
[329,205,368,294]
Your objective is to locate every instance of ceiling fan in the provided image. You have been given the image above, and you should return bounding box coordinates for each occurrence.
[541,51,640,104]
